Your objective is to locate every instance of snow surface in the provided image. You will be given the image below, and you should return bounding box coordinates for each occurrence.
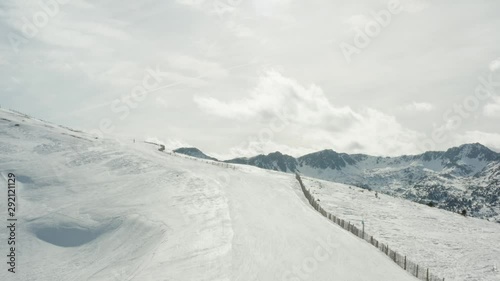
[303,177,500,281]
[0,108,419,280]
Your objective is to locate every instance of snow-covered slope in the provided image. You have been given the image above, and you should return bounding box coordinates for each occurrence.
[302,177,500,281]
[0,108,418,280]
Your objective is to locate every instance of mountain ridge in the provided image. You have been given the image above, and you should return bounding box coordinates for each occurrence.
[173,147,219,161]
[173,143,500,222]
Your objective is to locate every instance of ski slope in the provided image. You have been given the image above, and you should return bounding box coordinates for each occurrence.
[0,108,419,280]
[303,177,500,281]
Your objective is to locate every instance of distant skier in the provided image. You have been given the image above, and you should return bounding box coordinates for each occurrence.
[375,192,379,199]
[461,209,467,217]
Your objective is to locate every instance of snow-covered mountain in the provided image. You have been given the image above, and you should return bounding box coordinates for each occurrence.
[173,147,219,161]
[226,151,299,173]
[180,145,500,222]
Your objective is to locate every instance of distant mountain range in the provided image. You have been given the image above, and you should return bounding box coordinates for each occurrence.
[174,143,500,222]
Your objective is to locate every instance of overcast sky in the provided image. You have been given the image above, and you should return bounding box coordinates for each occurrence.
[1,0,499,159]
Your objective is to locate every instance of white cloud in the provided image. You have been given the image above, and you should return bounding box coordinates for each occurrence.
[2,0,500,158]
[10,77,21,84]
[400,0,430,13]
[174,0,205,9]
[343,14,370,30]
[195,70,357,123]
[489,58,500,72]
[483,96,500,117]
[195,71,424,156]
[163,54,228,79]
[253,0,292,18]
[403,102,435,112]
[226,21,255,38]
[452,131,500,152]
[216,140,312,160]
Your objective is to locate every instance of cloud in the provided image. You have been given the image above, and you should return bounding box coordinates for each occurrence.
[220,140,314,160]
[4,2,129,51]
[489,58,500,72]
[403,102,435,112]
[2,0,499,159]
[400,0,430,13]
[483,96,500,117]
[252,0,293,18]
[195,71,424,156]
[195,70,357,124]
[174,0,204,9]
[452,131,500,152]
[225,21,255,38]
[343,14,370,30]
[163,54,228,79]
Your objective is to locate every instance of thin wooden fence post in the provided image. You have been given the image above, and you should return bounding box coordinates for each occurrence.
[404,256,407,270]
[427,268,429,281]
